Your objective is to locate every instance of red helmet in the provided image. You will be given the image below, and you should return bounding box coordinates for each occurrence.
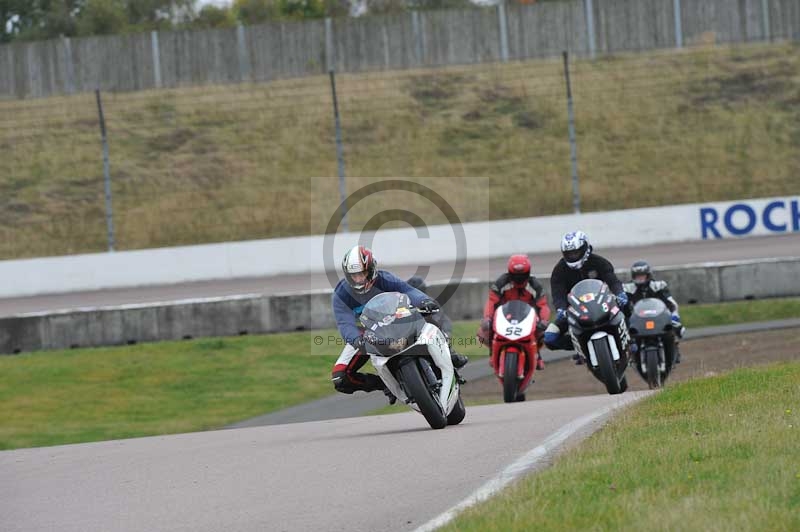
[507,254,531,285]
[342,245,377,294]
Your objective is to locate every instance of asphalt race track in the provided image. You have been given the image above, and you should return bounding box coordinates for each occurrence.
[0,393,646,532]
[2,233,798,317]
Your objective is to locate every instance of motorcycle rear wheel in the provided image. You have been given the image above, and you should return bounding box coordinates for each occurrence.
[447,395,466,425]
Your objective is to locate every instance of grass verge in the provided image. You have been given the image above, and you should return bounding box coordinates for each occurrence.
[680,296,800,328]
[0,321,485,450]
[441,361,800,532]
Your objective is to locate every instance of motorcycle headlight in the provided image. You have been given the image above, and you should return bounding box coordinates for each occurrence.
[387,337,409,352]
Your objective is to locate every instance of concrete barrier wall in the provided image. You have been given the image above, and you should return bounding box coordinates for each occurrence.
[1,194,798,299]
[2,258,798,355]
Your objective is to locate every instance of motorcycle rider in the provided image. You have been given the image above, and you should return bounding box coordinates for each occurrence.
[544,231,629,361]
[331,246,468,400]
[623,260,685,363]
[476,254,551,370]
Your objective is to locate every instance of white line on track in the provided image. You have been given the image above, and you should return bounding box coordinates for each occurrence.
[413,392,648,532]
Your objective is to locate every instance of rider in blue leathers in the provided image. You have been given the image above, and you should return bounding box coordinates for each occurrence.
[331,246,468,396]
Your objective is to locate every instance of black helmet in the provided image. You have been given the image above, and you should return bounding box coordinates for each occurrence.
[407,275,428,294]
[631,260,652,287]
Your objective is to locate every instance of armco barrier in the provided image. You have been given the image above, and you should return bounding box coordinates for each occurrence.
[1,258,799,355]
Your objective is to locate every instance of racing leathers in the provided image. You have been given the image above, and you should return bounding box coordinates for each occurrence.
[623,278,686,362]
[477,273,551,348]
[544,254,626,351]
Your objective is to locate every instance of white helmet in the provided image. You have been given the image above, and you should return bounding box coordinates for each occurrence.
[561,231,591,270]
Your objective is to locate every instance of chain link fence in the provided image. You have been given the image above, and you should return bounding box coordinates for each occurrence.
[1,41,798,259]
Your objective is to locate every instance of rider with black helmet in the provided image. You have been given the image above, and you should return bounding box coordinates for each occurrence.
[623,260,685,362]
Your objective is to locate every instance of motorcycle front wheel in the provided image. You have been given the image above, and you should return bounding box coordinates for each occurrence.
[594,338,624,395]
[645,348,662,389]
[503,350,520,403]
[400,360,448,429]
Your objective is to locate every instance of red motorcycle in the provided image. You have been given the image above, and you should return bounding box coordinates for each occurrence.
[489,300,542,402]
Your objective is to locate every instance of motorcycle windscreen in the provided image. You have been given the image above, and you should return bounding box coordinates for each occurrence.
[567,279,616,327]
[499,300,533,322]
[630,298,671,335]
[360,292,426,356]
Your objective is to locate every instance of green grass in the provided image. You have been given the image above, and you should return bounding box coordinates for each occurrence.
[0,321,484,450]
[1,42,799,258]
[442,361,800,532]
[681,296,800,328]
[0,332,338,450]
[1,298,798,450]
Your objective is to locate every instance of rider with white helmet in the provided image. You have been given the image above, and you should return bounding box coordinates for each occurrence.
[544,231,628,355]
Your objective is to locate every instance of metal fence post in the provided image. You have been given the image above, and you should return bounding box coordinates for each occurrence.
[584,0,596,59]
[325,18,335,73]
[673,0,683,48]
[761,0,771,42]
[236,23,251,81]
[411,11,423,65]
[151,31,162,89]
[382,25,390,69]
[62,36,75,94]
[498,1,510,62]
[329,70,348,232]
[95,89,116,252]
[562,52,581,214]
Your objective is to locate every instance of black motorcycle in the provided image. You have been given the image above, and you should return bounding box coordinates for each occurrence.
[628,298,677,389]
[567,279,630,395]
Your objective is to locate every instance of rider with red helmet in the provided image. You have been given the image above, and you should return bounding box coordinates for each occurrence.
[477,254,551,370]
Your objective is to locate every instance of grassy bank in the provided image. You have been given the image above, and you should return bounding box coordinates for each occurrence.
[442,361,800,531]
[2,42,798,258]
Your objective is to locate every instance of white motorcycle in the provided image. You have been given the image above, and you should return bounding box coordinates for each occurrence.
[360,292,466,430]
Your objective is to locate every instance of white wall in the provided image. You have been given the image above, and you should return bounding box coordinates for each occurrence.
[2,195,798,298]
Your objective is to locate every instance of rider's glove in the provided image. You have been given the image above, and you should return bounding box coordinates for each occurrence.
[616,292,629,308]
[555,308,567,321]
[671,313,686,338]
[417,298,440,315]
[351,334,367,352]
